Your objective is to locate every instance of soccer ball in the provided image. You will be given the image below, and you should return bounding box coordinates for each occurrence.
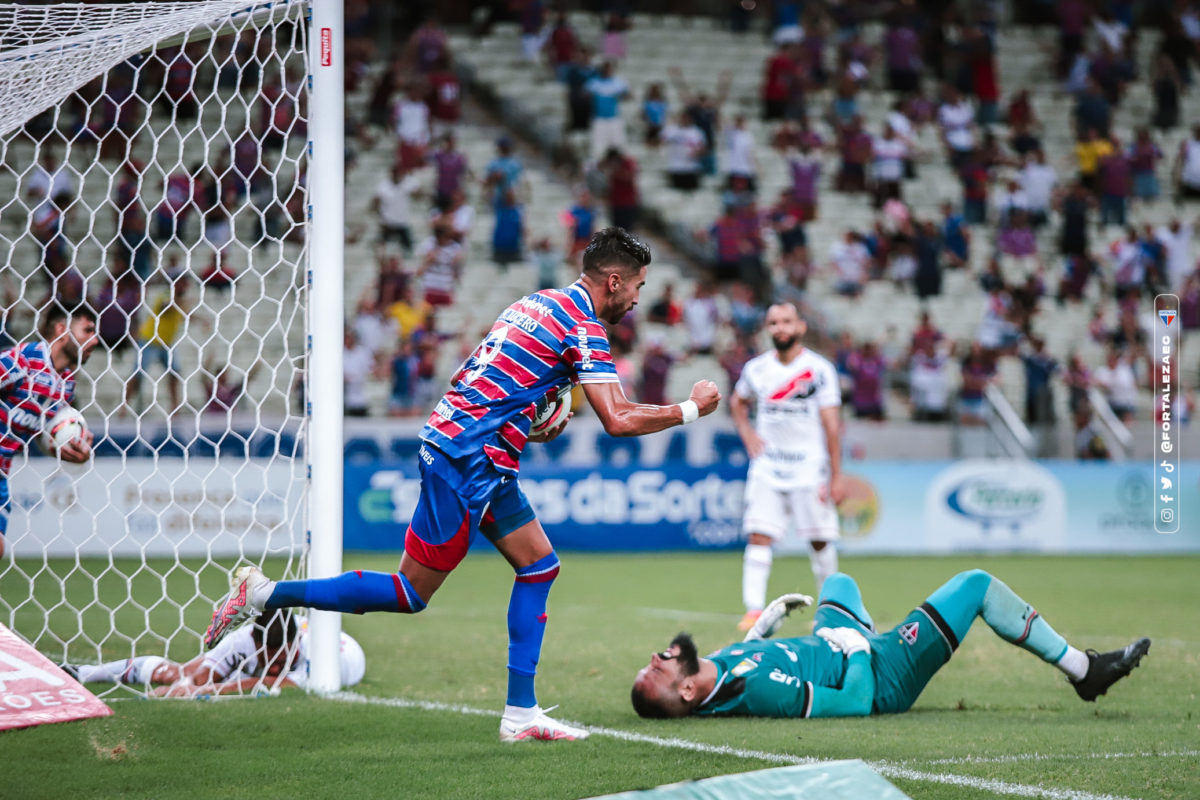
[531,386,573,436]
[41,406,86,452]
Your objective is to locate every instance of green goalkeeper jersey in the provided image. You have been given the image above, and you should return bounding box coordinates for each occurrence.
[695,636,851,719]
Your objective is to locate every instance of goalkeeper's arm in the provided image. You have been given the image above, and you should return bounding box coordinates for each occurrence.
[807,651,874,718]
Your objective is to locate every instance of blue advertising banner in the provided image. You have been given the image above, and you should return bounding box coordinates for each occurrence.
[344,460,1200,555]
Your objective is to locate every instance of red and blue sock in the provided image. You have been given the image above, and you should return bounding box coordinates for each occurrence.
[505,552,560,709]
[267,570,426,614]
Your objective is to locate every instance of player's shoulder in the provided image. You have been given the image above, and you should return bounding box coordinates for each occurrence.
[799,348,837,372]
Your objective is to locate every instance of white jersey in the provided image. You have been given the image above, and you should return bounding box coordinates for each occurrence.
[734,348,840,488]
[200,618,365,689]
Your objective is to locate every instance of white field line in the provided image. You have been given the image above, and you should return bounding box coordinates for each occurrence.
[916,751,1200,766]
[325,692,1146,800]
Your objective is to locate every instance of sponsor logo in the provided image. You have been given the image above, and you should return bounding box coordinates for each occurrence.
[576,326,592,370]
[320,28,332,66]
[945,478,1045,531]
[836,474,880,539]
[731,658,757,677]
[768,369,819,402]
[434,399,455,421]
[768,668,802,687]
[898,621,919,645]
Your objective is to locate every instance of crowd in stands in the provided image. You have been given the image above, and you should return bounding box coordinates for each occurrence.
[15,1,1200,459]
[475,0,1200,458]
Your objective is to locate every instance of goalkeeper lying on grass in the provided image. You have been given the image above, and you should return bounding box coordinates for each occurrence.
[63,612,364,698]
[631,570,1149,719]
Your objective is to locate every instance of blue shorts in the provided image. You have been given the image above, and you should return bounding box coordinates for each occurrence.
[0,477,8,536]
[403,443,536,572]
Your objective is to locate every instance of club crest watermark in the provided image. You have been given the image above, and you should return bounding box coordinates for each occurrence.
[1154,295,1180,534]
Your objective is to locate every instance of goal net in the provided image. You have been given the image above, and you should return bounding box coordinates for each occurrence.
[0,0,314,697]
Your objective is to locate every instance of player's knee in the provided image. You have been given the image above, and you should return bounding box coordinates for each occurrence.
[957,569,993,592]
[514,551,560,584]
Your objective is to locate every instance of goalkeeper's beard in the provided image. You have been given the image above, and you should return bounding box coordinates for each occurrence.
[670,632,701,678]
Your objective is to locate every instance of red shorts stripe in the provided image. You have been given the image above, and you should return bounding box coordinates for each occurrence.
[403,513,473,573]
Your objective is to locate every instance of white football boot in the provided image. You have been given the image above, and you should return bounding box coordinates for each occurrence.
[204,565,273,649]
[499,705,590,743]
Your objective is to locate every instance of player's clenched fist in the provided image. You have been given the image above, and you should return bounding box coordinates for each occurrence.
[690,380,721,416]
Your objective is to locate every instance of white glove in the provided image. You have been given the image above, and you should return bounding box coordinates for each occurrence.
[744,592,815,641]
[816,626,871,656]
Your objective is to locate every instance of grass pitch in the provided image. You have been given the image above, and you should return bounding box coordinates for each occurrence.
[3,553,1198,799]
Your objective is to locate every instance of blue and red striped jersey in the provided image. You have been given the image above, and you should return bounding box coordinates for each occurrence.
[0,341,76,476]
[420,281,619,474]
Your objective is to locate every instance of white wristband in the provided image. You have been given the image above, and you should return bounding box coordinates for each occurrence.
[678,400,700,425]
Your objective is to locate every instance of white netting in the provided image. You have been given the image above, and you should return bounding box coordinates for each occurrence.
[0,1,311,697]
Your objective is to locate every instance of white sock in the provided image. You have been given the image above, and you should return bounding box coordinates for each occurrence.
[503,703,538,723]
[250,579,276,609]
[810,544,838,593]
[1056,646,1090,682]
[742,544,773,612]
[76,656,165,685]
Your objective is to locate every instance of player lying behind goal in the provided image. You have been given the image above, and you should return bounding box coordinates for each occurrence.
[64,612,364,698]
[631,570,1150,719]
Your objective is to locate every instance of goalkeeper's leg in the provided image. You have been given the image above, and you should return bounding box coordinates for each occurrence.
[924,570,1149,697]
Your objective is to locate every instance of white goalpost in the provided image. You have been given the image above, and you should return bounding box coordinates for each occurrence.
[0,0,344,695]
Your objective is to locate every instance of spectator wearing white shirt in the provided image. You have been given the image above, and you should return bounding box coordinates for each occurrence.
[343,327,374,417]
[373,161,421,252]
[393,83,430,170]
[829,230,870,297]
[24,150,76,206]
[1019,150,1057,228]
[1156,217,1195,291]
[352,295,397,358]
[909,339,952,422]
[937,86,976,169]
[993,177,1030,228]
[415,223,464,308]
[871,123,907,208]
[585,62,629,163]
[683,282,721,356]
[662,111,706,191]
[722,115,758,189]
[1092,347,1139,422]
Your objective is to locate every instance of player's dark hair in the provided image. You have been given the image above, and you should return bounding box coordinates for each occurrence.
[631,683,673,719]
[581,227,651,281]
[37,301,96,342]
[253,610,297,649]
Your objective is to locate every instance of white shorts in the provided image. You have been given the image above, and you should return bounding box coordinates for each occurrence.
[742,479,839,542]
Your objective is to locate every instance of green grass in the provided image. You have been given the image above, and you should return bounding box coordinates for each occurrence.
[3,553,1199,799]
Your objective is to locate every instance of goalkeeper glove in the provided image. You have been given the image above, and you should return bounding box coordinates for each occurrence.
[744,592,815,641]
[815,626,871,656]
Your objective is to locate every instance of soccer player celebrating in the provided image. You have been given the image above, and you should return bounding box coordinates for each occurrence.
[630,571,1150,719]
[65,612,365,698]
[0,304,98,559]
[730,302,842,633]
[206,228,721,741]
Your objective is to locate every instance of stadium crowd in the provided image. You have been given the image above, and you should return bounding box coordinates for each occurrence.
[12,1,1200,460]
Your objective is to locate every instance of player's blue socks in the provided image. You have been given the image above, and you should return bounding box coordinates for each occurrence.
[928,569,1068,664]
[505,552,560,708]
[266,570,427,614]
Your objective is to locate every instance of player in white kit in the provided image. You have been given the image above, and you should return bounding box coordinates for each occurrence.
[63,612,365,696]
[730,303,844,632]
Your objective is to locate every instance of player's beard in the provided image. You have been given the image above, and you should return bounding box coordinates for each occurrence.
[670,632,701,677]
[772,334,798,353]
